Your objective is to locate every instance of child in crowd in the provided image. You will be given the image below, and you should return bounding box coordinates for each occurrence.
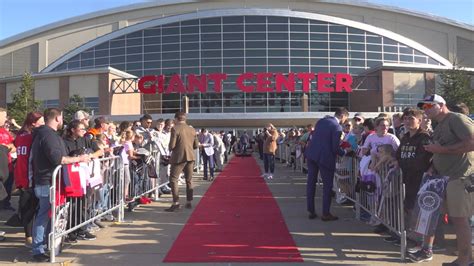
[370,144,397,173]
[120,130,139,199]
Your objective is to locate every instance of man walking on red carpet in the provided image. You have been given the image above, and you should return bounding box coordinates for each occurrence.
[165,112,199,212]
[305,107,349,221]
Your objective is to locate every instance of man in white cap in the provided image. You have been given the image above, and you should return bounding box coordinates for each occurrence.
[418,94,474,266]
[74,110,91,128]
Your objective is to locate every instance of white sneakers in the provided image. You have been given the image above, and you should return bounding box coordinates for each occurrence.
[261,173,273,179]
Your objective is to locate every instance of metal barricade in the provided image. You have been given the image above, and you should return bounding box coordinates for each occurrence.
[334,155,358,203]
[127,149,168,206]
[335,155,406,261]
[49,156,124,263]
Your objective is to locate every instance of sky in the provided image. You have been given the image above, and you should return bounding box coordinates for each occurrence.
[0,0,473,41]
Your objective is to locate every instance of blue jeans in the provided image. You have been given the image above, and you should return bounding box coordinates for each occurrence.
[202,152,214,179]
[263,153,275,174]
[32,185,51,255]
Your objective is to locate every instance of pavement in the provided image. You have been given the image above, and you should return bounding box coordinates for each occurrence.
[0,154,472,265]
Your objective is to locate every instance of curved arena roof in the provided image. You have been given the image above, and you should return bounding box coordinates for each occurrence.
[1,0,473,47]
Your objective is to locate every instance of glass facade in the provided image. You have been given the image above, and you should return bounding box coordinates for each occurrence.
[51,15,442,113]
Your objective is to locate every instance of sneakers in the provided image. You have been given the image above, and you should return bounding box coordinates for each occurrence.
[335,193,347,204]
[407,245,422,254]
[373,224,388,234]
[408,249,433,263]
[383,236,399,243]
[32,253,50,262]
[103,214,115,222]
[77,231,96,241]
[261,173,268,178]
[267,174,273,179]
[64,234,78,244]
[94,220,106,229]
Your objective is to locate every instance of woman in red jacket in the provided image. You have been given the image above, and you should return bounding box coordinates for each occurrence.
[14,112,44,247]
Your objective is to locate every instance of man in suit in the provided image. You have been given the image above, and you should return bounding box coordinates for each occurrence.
[165,112,199,212]
[305,107,349,221]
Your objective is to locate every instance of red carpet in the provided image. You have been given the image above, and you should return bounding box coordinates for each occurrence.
[163,156,303,263]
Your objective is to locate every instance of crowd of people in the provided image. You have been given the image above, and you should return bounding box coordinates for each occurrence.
[0,93,472,265]
[0,108,235,262]
[259,95,472,265]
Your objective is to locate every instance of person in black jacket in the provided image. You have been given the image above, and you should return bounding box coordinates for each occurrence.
[30,108,90,262]
[396,108,434,263]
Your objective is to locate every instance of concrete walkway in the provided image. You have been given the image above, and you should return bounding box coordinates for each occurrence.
[0,154,470,265]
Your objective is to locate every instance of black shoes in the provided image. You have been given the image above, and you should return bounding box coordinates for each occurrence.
[321,214,339,221]
[185,202,192,209]
[165,204,180,212]
[77,231,96,241]
[373,224,388,234]
[32,253,49,262]
[160,187,171,194]
[308,213,318,219]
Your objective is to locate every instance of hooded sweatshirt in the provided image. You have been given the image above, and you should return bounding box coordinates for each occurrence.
[396,129,432,209]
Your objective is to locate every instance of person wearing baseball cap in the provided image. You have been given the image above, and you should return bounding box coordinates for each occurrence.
[74,110,91,128]
[416,94,446,109]
[353,113,365,125]
[419,94,474,266]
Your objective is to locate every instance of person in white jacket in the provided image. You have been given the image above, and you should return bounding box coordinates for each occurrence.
[213,132,226,172]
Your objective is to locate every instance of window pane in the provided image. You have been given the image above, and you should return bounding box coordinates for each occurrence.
[268,24,288,32]
[268,49,288,57]
[181,34,199,42]
[223,49,244,57]
[245,24,266,32]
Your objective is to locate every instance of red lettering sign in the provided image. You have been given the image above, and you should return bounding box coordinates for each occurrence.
[137,72,352,94]
[317,73,334,93]
[237,72,255,93]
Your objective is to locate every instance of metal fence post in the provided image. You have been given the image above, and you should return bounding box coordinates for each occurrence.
[49,166,60,263]
[118,162,124,223]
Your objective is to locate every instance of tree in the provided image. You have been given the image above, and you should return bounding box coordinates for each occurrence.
[438,65,474,112]
[62,94,92,124]
[7,72,42,125]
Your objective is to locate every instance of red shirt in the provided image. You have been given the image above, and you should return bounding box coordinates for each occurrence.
[0,128,14,172]
[13,131,33,188]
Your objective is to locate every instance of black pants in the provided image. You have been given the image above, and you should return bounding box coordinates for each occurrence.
[19,189,38,237]
[0,172,14,207]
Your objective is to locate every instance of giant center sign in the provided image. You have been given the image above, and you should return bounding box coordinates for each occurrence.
[138,72,352,94]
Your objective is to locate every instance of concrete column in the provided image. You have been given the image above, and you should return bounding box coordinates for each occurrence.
[381,70,394,108]
[424,72,436,96]
[301,93,309,112]
[59,76,69,109]
[182,95,189,113]
[98,74,111,115]
[0,83,6,108]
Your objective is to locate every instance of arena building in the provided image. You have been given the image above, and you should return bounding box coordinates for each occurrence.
[0,0,473,126]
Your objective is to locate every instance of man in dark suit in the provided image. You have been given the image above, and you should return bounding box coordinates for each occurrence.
[305,107,349,221]
[165,112,199,212]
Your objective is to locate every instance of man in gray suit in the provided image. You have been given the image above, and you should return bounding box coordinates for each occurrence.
[165,112,199,212]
